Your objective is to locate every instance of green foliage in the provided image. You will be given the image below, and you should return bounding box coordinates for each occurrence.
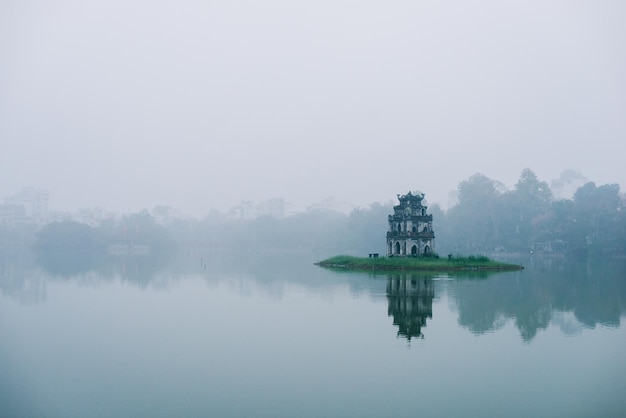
[439,169,625,256]
[34,221,107,275]
[444,173,505,253]
[316,255,521,271]
[35,221,105,253]
[346,202,392,254]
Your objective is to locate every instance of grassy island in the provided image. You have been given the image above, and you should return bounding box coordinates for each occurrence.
[315,255,523,272]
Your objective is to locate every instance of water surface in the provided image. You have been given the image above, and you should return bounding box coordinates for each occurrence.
[1,253,625,417]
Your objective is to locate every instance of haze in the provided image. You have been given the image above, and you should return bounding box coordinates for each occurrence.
[2,1,625,216]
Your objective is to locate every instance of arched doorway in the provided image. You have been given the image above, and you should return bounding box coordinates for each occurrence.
[395,242,401,255]
[411,245,417,256]
[423,245,431,255]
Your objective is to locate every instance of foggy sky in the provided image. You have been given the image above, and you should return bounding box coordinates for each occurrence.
[2,1,625,216]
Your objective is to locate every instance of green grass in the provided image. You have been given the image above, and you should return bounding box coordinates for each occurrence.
[315,254,523,271]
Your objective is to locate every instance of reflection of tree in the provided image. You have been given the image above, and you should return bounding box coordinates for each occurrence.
[0,252,47,305]
[387,274,435,341]
[452,257,626,342]
[0,249,179,305]
[36,251,104,277]
[32,217,177,285]
[35,251,174,287]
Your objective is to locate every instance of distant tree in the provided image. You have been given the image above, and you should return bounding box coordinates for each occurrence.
[498,169,553,250]
[569,182,622,255]
[347,202,393,255]
[296,209,349,255]
[446,173,505,252]
[34,221,106,276]
[533,199,575,245]
[514,169,553,209]
[428,203,452,255]
[117,210,177,253]
[35,221,104,253]
[249,215,284,249]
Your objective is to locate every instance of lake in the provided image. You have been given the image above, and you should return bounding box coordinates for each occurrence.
[1,252,625,417]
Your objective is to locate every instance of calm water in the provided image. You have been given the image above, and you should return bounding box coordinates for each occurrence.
[1,252,625,417]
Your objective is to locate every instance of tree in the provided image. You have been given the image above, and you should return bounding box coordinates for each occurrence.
[570,182,622,255]
[446,173,505,252]
[117,210,177,253]
[35,221,104,253]
[347,202,393,254]
[34,221,106,275]
[499,169,553,250]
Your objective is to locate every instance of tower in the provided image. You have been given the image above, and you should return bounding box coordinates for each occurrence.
[386,191,435,256]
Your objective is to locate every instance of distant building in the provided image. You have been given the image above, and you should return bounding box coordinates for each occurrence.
[306,196,355,214]
[386,191,435,256]
[2,187,49,225]
[225,199,286,220]
[226,201,256,220]
[550,170,587,200]
[75,207,113,227]
[0,204,28,227]
[530,240,569,254]
[257,198,286,219]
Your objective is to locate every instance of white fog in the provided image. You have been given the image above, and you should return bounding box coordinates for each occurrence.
[1,0,625,216]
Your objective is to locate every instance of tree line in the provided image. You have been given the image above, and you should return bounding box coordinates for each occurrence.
[16,168,626,259]
[436,169,625,256]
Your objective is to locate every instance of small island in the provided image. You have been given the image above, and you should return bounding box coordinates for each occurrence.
[315,254,523,272]
[316,191,523,272]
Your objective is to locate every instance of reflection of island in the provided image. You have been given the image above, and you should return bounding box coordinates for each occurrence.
[387,274,435,340]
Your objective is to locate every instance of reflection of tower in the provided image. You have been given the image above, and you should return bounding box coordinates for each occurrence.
[387,275,434,340]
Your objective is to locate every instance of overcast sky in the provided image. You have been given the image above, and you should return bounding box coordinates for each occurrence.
[2,0,625,216]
